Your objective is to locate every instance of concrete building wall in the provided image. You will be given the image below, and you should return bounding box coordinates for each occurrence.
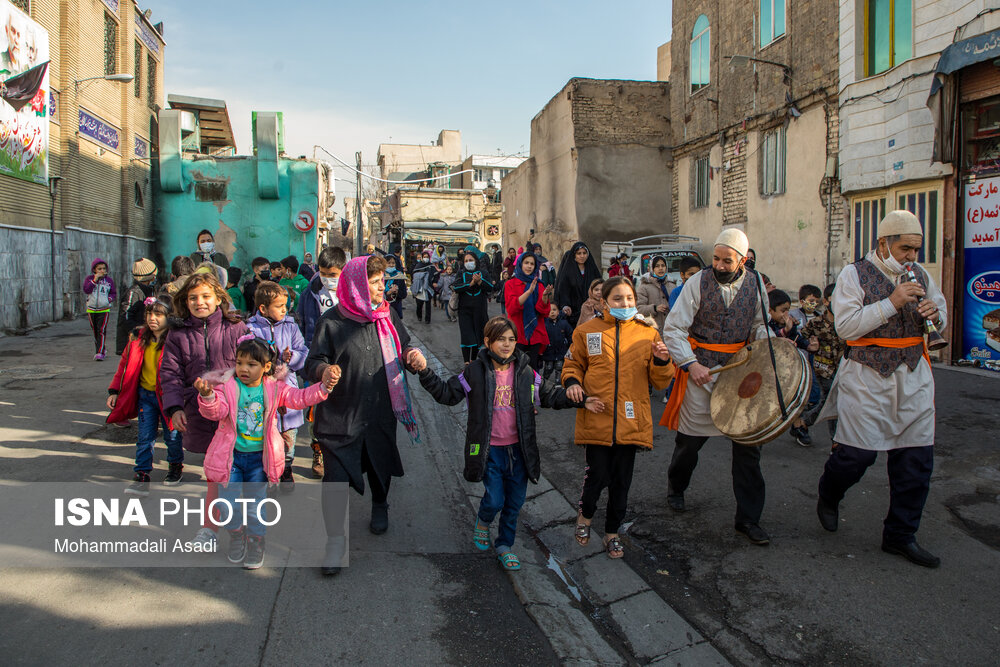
[657,41,670,81]
[376,129,462,185]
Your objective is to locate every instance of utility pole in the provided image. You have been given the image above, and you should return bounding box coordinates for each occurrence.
[355,151,364,257]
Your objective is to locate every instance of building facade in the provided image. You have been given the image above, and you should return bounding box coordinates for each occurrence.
[502,78,673,264]
[380,186,502,261]
[456,154,526,191]
[0,0,165,330]
[668,0,843,293]
[375,129,462,193]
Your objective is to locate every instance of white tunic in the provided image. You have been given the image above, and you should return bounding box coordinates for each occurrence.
[817,251,947,451]
[662,270,770,437]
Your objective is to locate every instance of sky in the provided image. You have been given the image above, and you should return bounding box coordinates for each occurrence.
[158,1,672,196]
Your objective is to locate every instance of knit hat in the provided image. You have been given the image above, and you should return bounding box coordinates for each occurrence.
[877,210,923,239]
[132,257,157,280]
[714,228,749,257]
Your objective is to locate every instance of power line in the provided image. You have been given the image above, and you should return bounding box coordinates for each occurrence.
[314,145,476,184]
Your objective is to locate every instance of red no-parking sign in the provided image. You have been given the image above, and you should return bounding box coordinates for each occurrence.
[294,210,315,233]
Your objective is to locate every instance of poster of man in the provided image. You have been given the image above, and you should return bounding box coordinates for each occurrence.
[0,1,48,185]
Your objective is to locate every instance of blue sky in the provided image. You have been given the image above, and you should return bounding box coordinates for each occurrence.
[159,1,672,182]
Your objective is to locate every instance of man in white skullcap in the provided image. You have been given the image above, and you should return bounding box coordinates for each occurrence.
[815,210,946,568]
[660,228,773,544]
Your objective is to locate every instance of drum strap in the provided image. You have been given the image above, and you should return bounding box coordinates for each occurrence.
[659,337,746,431]
[846,337,930,366]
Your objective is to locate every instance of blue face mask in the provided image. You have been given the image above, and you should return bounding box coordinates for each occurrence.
[609,306,637,321]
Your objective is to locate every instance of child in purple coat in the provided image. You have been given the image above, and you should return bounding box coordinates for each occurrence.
[245,281,310,491]
[83,258,117,360]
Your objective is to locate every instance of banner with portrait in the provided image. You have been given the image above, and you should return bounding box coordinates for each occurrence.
[0,1,48,185]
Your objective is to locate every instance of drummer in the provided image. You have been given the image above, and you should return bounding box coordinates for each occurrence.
[660,229,772,545]
[815,210,946,568]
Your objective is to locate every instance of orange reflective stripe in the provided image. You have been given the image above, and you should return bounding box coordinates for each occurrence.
[659,337,747,431]
[847,336,930,366]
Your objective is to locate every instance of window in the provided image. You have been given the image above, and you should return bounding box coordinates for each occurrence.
[852,194,887,259]
[147,54,156,107]
[761,126,786,196]
[11,0,29,12]
[897,188,940,265]
[133,42,142,98]
[690,14,710,93]
[104,12,117,76]
[760,0,786,47]
[134,182,144,208]
[694,156,710,208]
[474,168,486,182]
[865,0,912,76]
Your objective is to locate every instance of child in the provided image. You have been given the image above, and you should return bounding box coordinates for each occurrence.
[269,261,285,282]
[418,316,602,570]
[668,256,702,308]
[410,250,438,324]
[83,258,117,360]
[165,255,195,296]
[383,254,408,318]
[541,305,572,384]
[196,337,339,569]
[107,295,183,495]
[116,257,157,355]
[243,256,270,311]
[246,281,309,492]
[575,278,604,328]
[226,267,247,314]
[279,255,308,310]
[767,289,819,446]
[160,268,250,548]
[437,264,457,322]
[800,283,844,440]
[790,284,822,328]
[564,277,674,559]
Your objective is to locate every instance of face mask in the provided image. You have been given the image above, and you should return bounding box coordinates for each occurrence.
[386,266,399,275]
[880,247,905,274]
[464,261,477,271]
[259,269,271,281]
[609,306,637,321]
[199,241,215,254]
[802,301,817,314]
[745,258,756,271]
[487,349,515,365]
[713,267,740,284]
[321,276,339,292]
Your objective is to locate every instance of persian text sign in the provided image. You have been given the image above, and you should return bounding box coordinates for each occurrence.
[78,108,120,153]
[964,178,1000,247]
[0,1,49,184]
[962,176,1000,363]
[134,135,148,159]
[134,13,160,56]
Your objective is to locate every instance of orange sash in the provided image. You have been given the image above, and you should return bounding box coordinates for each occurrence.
[659,337,747,431]
[846,336,930,366]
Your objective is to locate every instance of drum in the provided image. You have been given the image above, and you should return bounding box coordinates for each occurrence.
[709,337,812,446]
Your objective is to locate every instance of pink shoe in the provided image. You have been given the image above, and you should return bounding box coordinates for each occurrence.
[94,353,105,361]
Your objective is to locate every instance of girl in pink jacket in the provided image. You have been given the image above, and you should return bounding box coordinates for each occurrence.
[195,336,340,569]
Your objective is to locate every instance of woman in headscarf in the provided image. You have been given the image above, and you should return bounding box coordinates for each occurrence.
[504,251,553,369]
[636,254,673,330]
[383,254,407,318]
[410,249,438,324]
[454,250,495,363]
[304,255,427,576]
[555,241,601,327]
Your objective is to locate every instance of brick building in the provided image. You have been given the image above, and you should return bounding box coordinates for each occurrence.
[502,78,672,263]
[0,0,164,330]
[668,0,843,291]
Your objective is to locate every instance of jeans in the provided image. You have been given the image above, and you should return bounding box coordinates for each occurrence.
[478,445,528,550]
[220,450,269,536]
[135,387,183,473]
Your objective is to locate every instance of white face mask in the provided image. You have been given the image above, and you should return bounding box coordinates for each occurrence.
[464,261,477,271]
[321,276,339,292]
[199,241,215,254]
[880,246,905,274]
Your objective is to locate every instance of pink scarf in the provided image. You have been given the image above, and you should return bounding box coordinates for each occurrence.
[336,257,420,443]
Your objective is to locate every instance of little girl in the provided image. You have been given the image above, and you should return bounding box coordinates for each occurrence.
[83,258,117,360]
[419,316,603,571]
[160,268,249,548]
[563,276,674,559]
[575,278,604,328]
[107,295,183,495]
[195,336,339,569]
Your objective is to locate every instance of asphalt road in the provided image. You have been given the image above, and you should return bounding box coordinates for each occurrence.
[406,298,1000,666]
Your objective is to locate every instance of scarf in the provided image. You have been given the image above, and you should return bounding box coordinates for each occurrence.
[514,252,541,340]
[650,255,671,300]
[335,257,420,443]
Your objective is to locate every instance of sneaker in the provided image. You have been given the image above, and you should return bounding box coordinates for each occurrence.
[192,526,218,550]
[164,462,183,486]
[311,441,324,479]
[111,420,131,428]
[792,426,813,447]
[124,472,150,497]
[280,460,295,493]
[244,535,265,569]
[93,353,104,361]
[227,528,247,564]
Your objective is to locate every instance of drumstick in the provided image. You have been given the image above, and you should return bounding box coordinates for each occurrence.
[708,347,753,375]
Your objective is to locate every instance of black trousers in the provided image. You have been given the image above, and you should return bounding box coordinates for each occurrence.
[667,432,765,526]
[818,444,933,545]
[319,442,391,537]
[516,343,541,370]
[88,311,110,355]
[415,298,431,323]
[578,444,638,534]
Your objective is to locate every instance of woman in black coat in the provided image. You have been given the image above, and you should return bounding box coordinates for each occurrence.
[453,250,495,363]
[554,241,601,327]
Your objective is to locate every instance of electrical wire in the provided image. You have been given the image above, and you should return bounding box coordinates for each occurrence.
[313,145,476,184]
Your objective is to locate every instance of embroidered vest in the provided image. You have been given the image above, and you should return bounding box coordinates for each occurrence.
[689,268,759,368]
[845,258,926,377]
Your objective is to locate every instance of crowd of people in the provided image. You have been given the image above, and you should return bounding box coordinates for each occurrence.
[94,211,947,573]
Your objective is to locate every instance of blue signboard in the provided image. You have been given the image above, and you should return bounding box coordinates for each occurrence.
[135,14,161,56]
[78,108,120,153]
[962,177,1000,362]
[134,135,148,159]
[101,0,119,13]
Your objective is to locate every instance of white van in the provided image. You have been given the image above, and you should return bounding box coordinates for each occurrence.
[600,235,706,283]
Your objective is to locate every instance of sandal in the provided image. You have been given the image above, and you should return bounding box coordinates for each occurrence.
[575,517,591,546]
[604,535,624,559]
[497,551,521,571]
[472,520,490,551]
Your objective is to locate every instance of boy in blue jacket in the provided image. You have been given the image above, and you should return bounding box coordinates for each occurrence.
[541,305,572,384]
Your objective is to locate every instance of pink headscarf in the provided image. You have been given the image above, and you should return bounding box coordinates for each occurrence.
[336,256,420,442]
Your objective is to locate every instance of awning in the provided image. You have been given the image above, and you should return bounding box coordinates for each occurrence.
[928,29,1000,164]
[403,229,478,245]
[167,94,236,154]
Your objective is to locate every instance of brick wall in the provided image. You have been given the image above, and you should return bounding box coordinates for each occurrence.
[722,135,747,226]
[569,79,670,148]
